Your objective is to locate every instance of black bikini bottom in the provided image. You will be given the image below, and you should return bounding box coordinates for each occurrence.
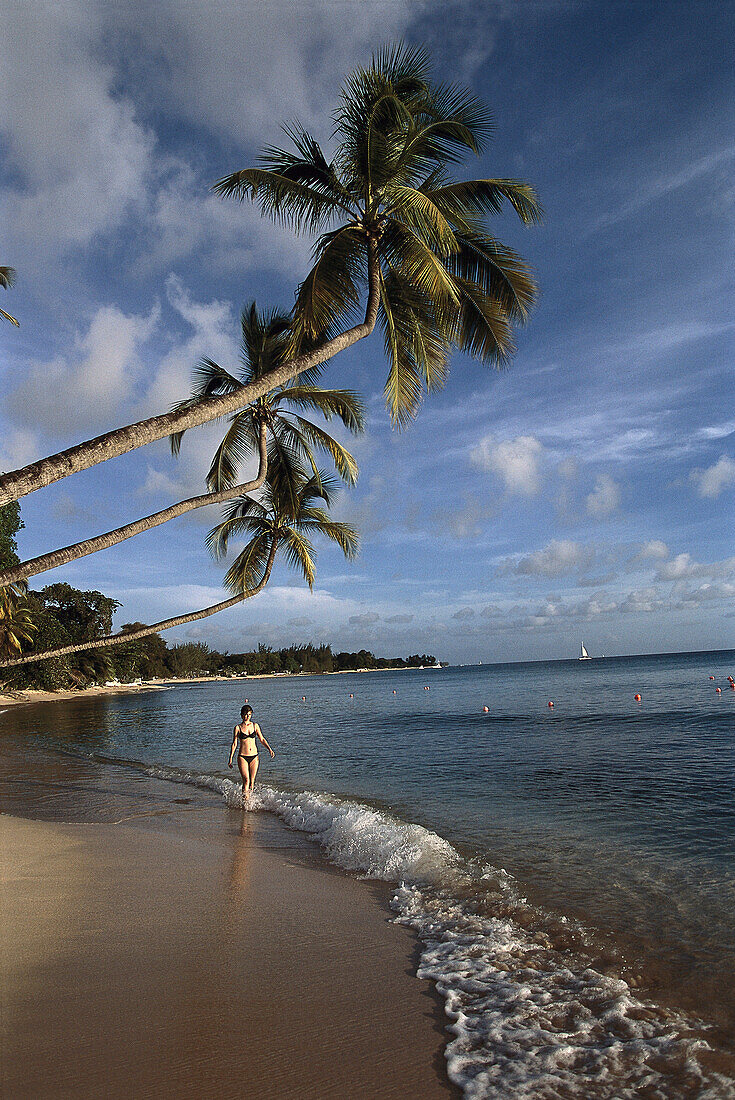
[238,753,258,763]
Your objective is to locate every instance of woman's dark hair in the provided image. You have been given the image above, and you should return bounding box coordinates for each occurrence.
[241,705,253,719]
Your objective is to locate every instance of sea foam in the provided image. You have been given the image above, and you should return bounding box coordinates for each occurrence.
[92,757,735,1099]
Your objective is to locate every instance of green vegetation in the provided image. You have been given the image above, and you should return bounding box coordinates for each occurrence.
[0,265,20,327]
[0,46,539,670]
[0,578,439,689]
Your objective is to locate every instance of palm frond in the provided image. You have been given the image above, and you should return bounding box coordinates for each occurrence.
[291,227,366,347]
[452,278,514,363]
[0,266,16,290]
[382,183,458,256]
[379,263,450,426]
[425,179,543,226]
[298,468,341,509]
[379,273,424,428]
[169,357,241,456]
[206,494,270,559]
[289,416,359,486]
[275,386,366,433]
[280,528,316,589]
[223,533,273,594]
[447,233,537,322]
[240,303,291,380]
[380,221,461,308]
[212,168,345,235]
[297,508,360,559]
[207,412,258,492]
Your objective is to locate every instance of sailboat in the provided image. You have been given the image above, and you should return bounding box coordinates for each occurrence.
[578,643,592,661]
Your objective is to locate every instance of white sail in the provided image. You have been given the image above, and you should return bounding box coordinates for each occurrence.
[579,643,591,660]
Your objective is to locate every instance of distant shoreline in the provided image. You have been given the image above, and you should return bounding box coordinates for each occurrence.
[0,664,446,709]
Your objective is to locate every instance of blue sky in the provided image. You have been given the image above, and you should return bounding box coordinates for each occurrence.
[1,0,733,663]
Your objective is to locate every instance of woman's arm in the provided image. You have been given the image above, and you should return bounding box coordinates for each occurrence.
[255,724,275,759]
[228,726,239,768]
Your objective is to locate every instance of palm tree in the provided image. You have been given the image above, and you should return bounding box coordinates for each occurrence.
[0,585,36,659]
[207,463,359,596]
[0,266,20,327]
[0,305,364,592]
[171,302,364,492]
[0,43,538,503]
[0,463,357,670]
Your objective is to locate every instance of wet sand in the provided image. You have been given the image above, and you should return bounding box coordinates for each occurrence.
[0,799,457,1099]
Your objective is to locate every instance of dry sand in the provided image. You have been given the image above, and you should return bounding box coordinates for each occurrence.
[1,806,457,1099]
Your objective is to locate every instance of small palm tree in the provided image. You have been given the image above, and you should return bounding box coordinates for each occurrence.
[0,266,20,327]
[0,306,364,593]
[207,462,359,595]
[0,585,36,658]
[0,464,357,670]
[171,302,365,491]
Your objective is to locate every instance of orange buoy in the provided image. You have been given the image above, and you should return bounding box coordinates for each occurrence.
[301,696,306,701]
[710,676,715,680]
[548,701,554,708]
[634,694,642,702]
[392,690,397,694]
[483,706,489,713]
[349,693,353,698]
[716,687,722,694]
[731,683,735,690]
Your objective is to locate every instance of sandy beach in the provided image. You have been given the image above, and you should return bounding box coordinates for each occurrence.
[1,765,456,1099]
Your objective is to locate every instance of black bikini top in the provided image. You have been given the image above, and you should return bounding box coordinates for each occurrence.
[238,724,257,741]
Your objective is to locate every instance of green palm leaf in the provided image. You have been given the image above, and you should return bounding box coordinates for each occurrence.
[280,527,316,588]
[212,168,345,235]
[447,233,537,322]
[452,277,514,362]
[275,386,365,433]
[426,179,542,226]
[223,532,274,594]
[289,416,359,486]
[292,227,366,346]
[382,183,458,256]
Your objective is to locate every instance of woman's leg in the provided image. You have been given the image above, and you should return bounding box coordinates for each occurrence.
[237,756,251,802]
[248,755,259,794]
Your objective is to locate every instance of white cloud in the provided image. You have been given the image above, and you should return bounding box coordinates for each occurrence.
[452,607,475,620]
[0,427,41,472]
[108,0,420,147]
[349,612,380,625]
[690,455,735,498]
[586,473,621,517]
[2,3,154,262]
[656,552,735,582]
[511,539,596,579]
[637,539,669,560]
[139,276,237,415]
[384,614,414,624]
[470,434,544,495]
[8,303,159,437]
[588,146,735,235]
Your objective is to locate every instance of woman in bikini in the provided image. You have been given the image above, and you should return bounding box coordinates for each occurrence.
[228,704,275,803]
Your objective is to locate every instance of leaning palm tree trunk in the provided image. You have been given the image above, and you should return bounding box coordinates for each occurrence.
[0,240,380,506]
[0,541,278,670]
[0,423,269,590]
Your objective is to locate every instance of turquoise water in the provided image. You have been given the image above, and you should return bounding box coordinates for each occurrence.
[3,648,735,1097]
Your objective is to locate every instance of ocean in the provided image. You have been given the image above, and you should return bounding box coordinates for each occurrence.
[3,648,735,1098]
